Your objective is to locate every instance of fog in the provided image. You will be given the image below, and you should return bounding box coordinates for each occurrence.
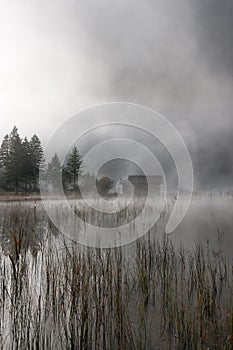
[0,0,232,190]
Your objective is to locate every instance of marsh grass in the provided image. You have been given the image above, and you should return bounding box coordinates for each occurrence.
[0,203,232,349]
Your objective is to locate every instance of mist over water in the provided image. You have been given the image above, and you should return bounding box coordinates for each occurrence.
[1,196,232,256]
[1,0,233,191]
[0,1,233,348]
[172,197,233,256]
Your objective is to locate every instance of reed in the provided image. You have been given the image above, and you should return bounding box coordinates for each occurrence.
[0,203,232,349]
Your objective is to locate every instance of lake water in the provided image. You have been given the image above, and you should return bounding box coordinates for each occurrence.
[0,195,232,256]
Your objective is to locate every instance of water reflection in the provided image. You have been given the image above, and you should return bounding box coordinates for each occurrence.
[0,196,232,257]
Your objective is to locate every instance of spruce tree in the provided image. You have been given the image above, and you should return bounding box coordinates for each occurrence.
[47,153,62,193]
[21,137,34,193]
[63,146,83,191]
[0,134,10,190]
[30,134,44,191]
[0,127,45,194]
[0,134,10,168]
[7,127,23,194]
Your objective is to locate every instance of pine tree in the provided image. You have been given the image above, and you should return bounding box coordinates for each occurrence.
[7,127,24,194]
[21,137,38,193]
[0,134,10,168]
[0,127,45,194]
[63,146,83,191]
[30,134,44,191]
[47,153,62,193]
[0,134,10,190]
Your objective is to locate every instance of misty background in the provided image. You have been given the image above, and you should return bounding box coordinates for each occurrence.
[0,0,233,190]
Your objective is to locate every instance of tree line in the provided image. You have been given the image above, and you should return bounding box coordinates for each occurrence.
[0,127,113,196]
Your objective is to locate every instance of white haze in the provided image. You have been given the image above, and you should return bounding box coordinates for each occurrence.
[0,0,232,190]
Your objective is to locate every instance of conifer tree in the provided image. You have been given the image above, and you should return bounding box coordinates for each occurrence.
[7,126,23,194]
[63,146,83,191]
[21,137,34,193]
[0,134,10,190]
[0,134,10,168]
[0,127,44,194]
[47,153,62,193]
[30,134,44,190]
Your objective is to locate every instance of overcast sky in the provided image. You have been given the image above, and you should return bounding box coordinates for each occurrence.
[0,0,233,190]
